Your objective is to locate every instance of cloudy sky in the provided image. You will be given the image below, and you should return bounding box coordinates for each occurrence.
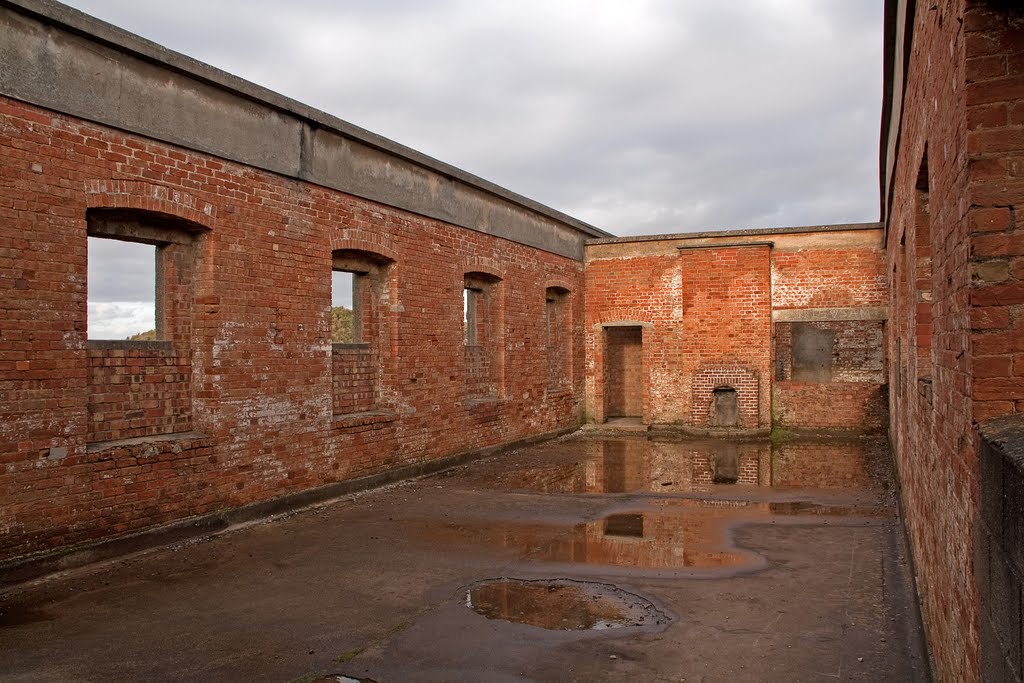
[70,0,885,338]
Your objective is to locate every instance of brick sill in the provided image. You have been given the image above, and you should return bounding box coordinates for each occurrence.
[545,386,573,399]
[464,397,503,407]
[332,343,371,351]
[332,410,398,429]
[86,430,209,454]
[87,340,174,351]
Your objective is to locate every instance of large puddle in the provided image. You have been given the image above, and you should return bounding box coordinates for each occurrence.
[425,497,890,571]
[458,437,891,495]
[426,436,893,572]
[466,578,668,630]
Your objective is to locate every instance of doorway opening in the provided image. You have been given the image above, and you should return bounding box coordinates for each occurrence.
[604,326,643,420]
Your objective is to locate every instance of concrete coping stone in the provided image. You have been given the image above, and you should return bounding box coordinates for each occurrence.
[979,415,1024,473]
[587,222,882,246]
[331,411,399,429]
[677,241,774,251]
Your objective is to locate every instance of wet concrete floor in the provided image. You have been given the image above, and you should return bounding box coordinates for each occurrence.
[0,433,928,681]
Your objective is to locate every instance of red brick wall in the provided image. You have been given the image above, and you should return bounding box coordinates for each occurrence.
[87,343,193,442]
[585,235,884,430]
[585,244,773,426]
[681,247,772,428]
[771,248,887,310]
[883,1,1024,678]
[331,345,377,415]
[0,96,586,562]
[773,320,887,430]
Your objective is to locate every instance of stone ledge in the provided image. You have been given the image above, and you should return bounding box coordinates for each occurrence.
[464,397,503,408]
[331,411,398,429]
[772,307,889,322]
[86,340,174,352]
[86,430,210,454]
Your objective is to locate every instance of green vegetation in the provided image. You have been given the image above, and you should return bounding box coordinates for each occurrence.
[769,425,793,443]
[127,329,157,341]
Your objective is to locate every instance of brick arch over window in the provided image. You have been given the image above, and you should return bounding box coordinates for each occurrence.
[85,180,216,228]
[331,228,398,265]
[690,366,760,428]
[462,256,506,282]
[594,310,654,327]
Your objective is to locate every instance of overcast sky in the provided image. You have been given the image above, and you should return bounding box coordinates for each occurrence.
[71,0,885,337]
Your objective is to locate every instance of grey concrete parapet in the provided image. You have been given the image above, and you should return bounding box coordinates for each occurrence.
[587,222,882,246]
[0,0,611,259]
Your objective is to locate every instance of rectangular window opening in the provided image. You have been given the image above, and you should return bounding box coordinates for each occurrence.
[87,236,157,340]
[464,287,480,346]
[331,270,361,343]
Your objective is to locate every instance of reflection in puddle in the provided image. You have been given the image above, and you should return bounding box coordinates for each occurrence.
[466,578,667,630]
[427,498,891,572]
[472,437,887,494]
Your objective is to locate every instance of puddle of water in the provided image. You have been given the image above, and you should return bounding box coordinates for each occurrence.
[424,497,891,572]
[466,578,667,630]
[467,437,888,495]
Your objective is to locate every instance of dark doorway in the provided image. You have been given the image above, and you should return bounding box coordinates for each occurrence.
[712,387,739,427]
[605,326,643,418]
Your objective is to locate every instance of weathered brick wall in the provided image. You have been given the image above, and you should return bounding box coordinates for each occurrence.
[584,243,778,426]
[884,1,1024,678]
[584,253,677,423]
[86,342,193,442]
[772,320,887,430]
[331,345,377,415]
[585,231,884,430]
[775,321,885,383]
[680,246,772,428]
[0,95,586,563]
[965,4,1024,423]
[771,247,887,309]
[885,1,1024,677]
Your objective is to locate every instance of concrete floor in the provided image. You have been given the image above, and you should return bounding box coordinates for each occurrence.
[0,433,928,682]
